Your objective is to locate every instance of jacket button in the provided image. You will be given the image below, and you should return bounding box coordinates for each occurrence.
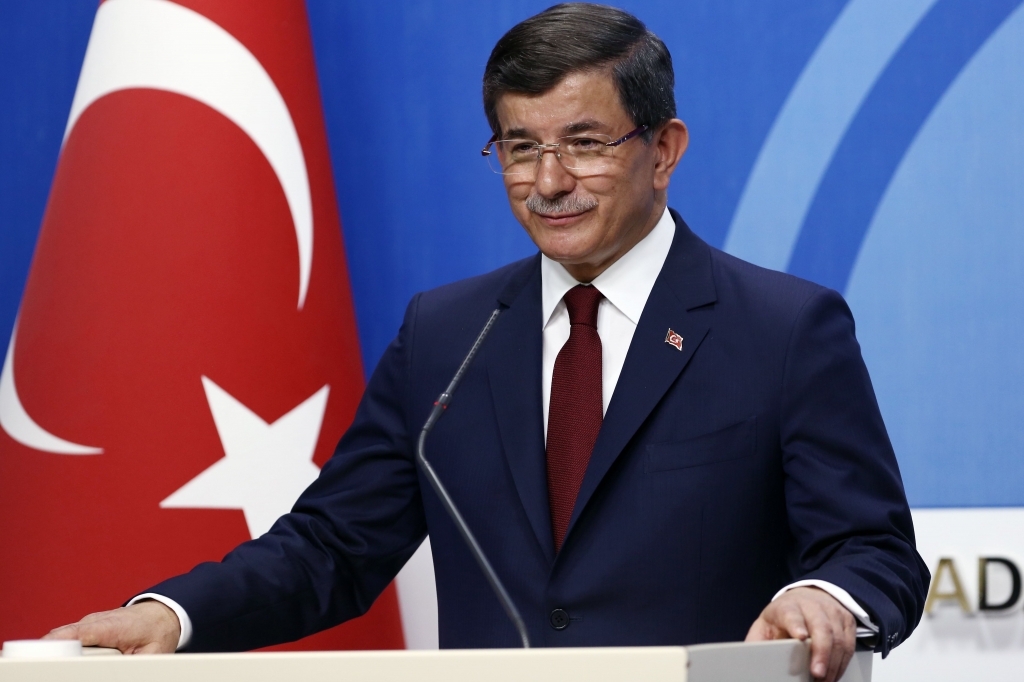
[549,608,570,630]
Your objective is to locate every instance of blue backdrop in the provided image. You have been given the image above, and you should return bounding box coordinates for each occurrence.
[3,0,1022,509]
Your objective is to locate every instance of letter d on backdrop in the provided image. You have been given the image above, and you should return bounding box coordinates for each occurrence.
[978,557,1022,611]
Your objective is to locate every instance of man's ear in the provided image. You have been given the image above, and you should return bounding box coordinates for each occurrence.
[652,119,688,191]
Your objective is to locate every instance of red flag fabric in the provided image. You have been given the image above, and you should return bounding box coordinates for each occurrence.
[0,0,405,650]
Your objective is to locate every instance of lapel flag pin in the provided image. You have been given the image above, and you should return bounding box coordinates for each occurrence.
[665,328,684,351]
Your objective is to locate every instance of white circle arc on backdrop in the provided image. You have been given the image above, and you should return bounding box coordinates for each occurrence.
[723,0,938,271]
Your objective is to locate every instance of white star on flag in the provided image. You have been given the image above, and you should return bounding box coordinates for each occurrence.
[161,376,329,538]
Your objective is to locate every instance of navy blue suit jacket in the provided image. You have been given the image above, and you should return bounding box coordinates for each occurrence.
[148,211,929,655]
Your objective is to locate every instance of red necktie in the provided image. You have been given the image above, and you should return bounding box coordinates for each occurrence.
[547,284,604,551]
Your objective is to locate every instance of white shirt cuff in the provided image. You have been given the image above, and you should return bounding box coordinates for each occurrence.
[773,579,879,638]
[127,593,193,651]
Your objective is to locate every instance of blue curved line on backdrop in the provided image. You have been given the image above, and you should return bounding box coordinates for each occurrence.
[723,0,938,272]
[786,0,1024,292]
[844,1,1024,506]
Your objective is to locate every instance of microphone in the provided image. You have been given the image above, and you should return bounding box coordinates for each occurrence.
[415,307,531,648]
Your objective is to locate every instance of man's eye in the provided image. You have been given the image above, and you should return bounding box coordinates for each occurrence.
[502,142,537,157]
[567,138,602,150]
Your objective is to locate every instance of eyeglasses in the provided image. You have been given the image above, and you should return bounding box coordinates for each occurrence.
[481,125,648,177]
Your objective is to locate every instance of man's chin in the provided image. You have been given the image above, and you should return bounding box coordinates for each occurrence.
[532,231,589,260]
[536,243,601,269]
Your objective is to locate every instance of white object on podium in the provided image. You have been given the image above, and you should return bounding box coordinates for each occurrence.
[1,639,82,658]
[0,640,871,681]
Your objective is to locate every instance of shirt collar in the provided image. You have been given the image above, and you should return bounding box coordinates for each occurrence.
[541,206,676,328]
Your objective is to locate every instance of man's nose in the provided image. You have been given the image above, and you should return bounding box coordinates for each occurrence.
[533,149,576,198]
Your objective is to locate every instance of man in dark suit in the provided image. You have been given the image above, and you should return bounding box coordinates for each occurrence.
[48,5,929,681]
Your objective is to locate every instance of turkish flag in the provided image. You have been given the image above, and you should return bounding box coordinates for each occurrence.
[0,0,405,650]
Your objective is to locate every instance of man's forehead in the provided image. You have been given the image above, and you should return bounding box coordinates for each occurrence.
[494,70,630,137]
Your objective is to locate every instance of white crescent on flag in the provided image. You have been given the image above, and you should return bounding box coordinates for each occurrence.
[66,0,314,309]
[0,319,103,454]
[0,0,314,455]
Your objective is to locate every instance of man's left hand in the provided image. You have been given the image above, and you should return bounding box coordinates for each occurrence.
[745,586,856,682]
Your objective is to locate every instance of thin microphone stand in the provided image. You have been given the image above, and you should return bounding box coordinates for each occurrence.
[414,308,531,648]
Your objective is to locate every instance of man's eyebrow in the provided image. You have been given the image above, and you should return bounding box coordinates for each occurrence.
[563,120,605,134]
[503,127,531,139]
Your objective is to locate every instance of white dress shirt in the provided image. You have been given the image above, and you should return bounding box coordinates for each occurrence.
[540,203,676,435]
[137,206,874,649]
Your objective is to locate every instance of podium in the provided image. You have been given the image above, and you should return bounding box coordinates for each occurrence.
[0,640,872,681]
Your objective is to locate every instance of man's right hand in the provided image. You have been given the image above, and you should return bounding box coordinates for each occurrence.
[42,600,180,654]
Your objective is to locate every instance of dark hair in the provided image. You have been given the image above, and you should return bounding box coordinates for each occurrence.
[482,3,676,141]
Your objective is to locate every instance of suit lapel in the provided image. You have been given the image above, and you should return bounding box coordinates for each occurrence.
[486,255,556,563]
[563,213,718,545]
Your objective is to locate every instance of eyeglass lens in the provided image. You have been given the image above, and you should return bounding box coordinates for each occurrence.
[486,135,618,176]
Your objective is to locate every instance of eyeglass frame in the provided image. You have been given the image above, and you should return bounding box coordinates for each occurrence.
[480,124,649,175]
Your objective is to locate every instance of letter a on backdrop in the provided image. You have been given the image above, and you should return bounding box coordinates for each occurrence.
[0,0,405,649]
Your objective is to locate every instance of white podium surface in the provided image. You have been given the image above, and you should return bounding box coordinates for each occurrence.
[0,640,872,682]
